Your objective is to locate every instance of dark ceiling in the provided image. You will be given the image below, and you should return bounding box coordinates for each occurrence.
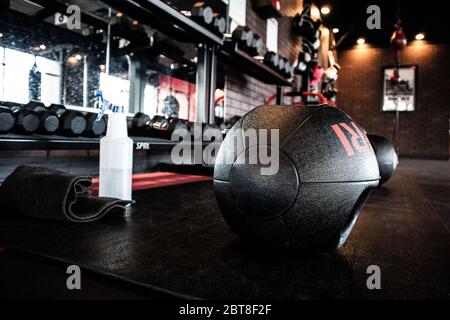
[311,0,449,49]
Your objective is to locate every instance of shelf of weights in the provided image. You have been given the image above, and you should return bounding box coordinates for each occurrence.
[101,0,224,46]
[0,132,185,151]
[218,41,293,86]
[106,0,289,86]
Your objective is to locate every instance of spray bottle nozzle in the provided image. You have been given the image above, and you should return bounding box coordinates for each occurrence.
[95,93,109,122]
[95,90,124,121]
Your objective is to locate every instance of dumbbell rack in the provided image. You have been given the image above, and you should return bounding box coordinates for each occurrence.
[0,133,182,151]
[105,0,293,89]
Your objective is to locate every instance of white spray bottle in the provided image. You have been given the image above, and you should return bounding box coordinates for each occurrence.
[95,90,133,201]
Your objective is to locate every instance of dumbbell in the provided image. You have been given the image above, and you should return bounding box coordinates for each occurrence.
[213,15,226,34]
[284,61,294,79]
[213,104,380,252]
[264,51,280,70]
[128,112,151,136]
[84,113,106,137]
[232,26,254,53]
[295,40,317,76]
[298,41,313,64]
[301,49,319,75]
[277,56,286,74]
[191,2,214,26]
[150,115,189,140]
[0,102,39,134]
[294,59,308,75]
[277,57,292,78]
[250,34,265,57]
[0,105,16,133]
[48,104,86,136]
[24,101,60,134]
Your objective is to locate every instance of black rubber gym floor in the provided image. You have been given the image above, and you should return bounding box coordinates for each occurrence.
[0,159,449,299]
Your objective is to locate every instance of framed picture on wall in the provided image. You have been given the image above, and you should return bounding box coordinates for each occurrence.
[381,65,417,112]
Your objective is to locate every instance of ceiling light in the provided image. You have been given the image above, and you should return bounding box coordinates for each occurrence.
[39,44,46,50]
[357,38,366,45]
[0,33,3,38]
[116,12,123,17]
[415,33,425,40]
[132,20,139,26]
[332,28,339,34]
[320,6,330,15]
[75,54,82,60]
[67,56,78,65]
[310,6,321,20]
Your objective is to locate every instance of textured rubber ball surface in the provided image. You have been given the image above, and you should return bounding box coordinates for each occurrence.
[213,104,380,252]
[229,146,299,218]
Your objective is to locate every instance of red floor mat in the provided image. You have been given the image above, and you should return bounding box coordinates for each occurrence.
[89,172,212,195]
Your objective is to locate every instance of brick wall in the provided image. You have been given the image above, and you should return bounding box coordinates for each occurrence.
[224,1,302,118]
[337,42,450,159]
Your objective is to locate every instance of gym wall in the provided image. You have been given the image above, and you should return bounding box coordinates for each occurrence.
[224,1,302,117]
[337,43,450,159]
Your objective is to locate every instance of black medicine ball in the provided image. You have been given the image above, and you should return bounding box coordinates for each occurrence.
[213,104,380,252]
[368,135,398,185]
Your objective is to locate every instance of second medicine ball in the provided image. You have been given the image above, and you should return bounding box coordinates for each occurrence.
[213,104,380,252]
[368,135,398,185]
